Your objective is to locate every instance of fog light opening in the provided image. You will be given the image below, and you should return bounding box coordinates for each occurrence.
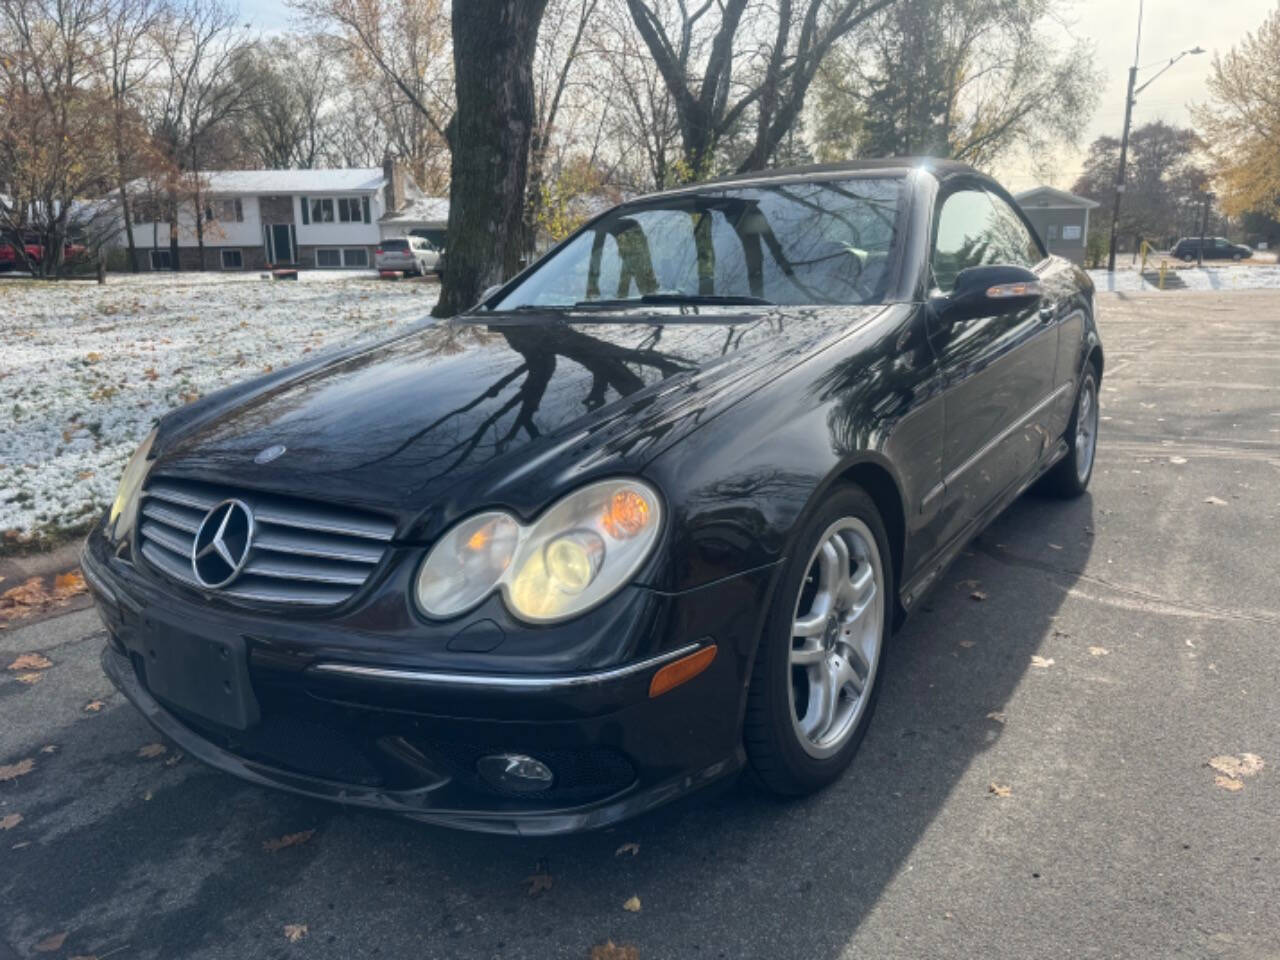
[476,753,555,794]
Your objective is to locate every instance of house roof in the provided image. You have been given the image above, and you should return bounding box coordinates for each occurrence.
[380,196,450,226]
[1015,186,1100,209]
[130,168,388,196]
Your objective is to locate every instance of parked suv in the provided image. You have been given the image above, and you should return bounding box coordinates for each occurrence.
[375,236,440,276]
[1172,237,1252,262]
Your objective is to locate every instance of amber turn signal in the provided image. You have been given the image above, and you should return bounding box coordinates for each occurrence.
[649,644,717,698]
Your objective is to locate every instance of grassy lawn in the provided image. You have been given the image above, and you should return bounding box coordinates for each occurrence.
[1,271,438,550]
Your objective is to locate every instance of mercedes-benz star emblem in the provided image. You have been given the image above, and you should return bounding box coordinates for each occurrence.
[191,499,255,588]
[254,443,287,464]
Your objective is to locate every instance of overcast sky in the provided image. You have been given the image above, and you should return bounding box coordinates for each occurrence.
[241,0,1271,192]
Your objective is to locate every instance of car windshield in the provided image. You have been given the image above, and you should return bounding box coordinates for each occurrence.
[492,176,905,311]
[381,239,409,251]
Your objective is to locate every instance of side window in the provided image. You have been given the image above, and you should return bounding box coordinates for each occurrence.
[932,189,997,292]
[933,188,1042,292]
[985,192,1043,266]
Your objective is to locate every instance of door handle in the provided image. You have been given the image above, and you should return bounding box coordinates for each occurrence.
[1038,302,1056,323]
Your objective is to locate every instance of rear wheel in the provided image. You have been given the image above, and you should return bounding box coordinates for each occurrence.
[1039,366,1099,498]
[745,486,891,795]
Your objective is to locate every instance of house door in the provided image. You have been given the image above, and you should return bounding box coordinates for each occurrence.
[270,224,293,264]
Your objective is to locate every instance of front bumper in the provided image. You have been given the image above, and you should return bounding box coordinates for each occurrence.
[84,527,774,834]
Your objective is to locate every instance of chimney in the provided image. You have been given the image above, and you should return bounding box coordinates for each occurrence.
[382,155,406,214]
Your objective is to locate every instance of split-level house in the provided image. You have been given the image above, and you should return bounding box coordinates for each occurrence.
[119,160,433,271]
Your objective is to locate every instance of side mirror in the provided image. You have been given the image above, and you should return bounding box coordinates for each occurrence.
[931,264,1042,325]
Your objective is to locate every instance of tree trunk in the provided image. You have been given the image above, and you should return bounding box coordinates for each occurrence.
[117,180,138,272]
[434,0,551,317]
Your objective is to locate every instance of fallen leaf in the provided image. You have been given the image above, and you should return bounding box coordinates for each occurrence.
[1203,496,1227,506]
[164,751,184,767]
[84,699,106,712]
[526,872,554,896]
[14,672,42,685]
[182,392,199,404]
[53,570,85,595]
[1047,543,1063,550]
[590,941,640,960]
[283,924,308,943]
[622,895,642,912]
[1088,646,1109,657]
[40,744,57,754]
[144,366,159,381]
[137,743,166,759]
[1208,754,1264,780]
[34,932,67,953]
[986,711,1007,724]
[958,639,975,648]
[1215,775,1244,792]
[0,813,22,830]
[7,652,52,671]
[1030,655,1055,668]
[0,758,35,781]
[969,590,988,602]
[988,782,1012,798]
[615,842,640,857]
[263,829,315,852]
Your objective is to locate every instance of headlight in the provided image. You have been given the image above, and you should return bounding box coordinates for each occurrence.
[108,427,157,540]
[414,479,662,623]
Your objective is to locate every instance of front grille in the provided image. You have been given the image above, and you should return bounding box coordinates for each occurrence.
[137,477,395,606]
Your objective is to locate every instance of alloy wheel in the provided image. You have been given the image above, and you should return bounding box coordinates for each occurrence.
[788,517,885,759]
[1075,376,1099,483]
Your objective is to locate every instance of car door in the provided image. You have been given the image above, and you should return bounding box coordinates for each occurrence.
[927,184,1059,548]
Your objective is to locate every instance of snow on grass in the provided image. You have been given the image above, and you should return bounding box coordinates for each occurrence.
[1087,265,1280,293]
[1,272,438,545]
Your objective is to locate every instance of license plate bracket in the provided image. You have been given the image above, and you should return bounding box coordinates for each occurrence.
[144,629,260,730]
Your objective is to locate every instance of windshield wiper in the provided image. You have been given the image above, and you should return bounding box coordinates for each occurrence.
[572,293,775,309]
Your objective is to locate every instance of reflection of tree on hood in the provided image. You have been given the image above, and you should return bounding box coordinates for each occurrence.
[358,321,699,477]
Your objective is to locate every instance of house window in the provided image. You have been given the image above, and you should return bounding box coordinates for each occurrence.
[149,249,172,270]
[316,248,341,268]
[133,199,164,223]
[338,198,361,223]
[310,198,335,223]
[342,247,369,267]
[221,249,243,269]
[205,198,243,223]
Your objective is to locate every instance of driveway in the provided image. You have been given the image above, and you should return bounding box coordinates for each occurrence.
[2,289,1278,959]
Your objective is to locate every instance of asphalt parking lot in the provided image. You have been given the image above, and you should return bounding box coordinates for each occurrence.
[3,288,1278,960]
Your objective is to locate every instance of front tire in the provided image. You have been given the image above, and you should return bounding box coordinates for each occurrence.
[744,485,892,796]
[1039,366,1099,498]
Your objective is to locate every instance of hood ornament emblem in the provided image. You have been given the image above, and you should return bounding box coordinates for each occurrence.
[254,443,287,464]
[192,499,255,588]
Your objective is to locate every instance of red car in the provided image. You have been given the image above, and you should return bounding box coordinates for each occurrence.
[0,233,88,271]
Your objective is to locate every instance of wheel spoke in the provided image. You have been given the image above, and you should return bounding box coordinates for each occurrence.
[833,653,863,697]
[790,640,826,666]
[800,662,837,740]
[841,563,876,614]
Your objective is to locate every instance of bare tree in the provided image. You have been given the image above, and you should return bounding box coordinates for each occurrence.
[150,0,253,267]
[622,0,896,178]
[523,0,601,254]
[233,37,334,168]
[101,0,166,271]
[0,0,118,277]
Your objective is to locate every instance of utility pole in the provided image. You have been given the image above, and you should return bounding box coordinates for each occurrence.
[1105,0,1203,273]
[1106,65,1138,274]
[1197,194,1211,267]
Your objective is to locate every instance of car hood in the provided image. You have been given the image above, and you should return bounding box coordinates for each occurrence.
[151,306,886,530]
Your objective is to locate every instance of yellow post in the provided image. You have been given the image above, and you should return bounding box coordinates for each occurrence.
[1159,259,1167,290]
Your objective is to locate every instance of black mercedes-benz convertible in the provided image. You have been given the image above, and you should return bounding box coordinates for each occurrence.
[83,159,1101,834]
